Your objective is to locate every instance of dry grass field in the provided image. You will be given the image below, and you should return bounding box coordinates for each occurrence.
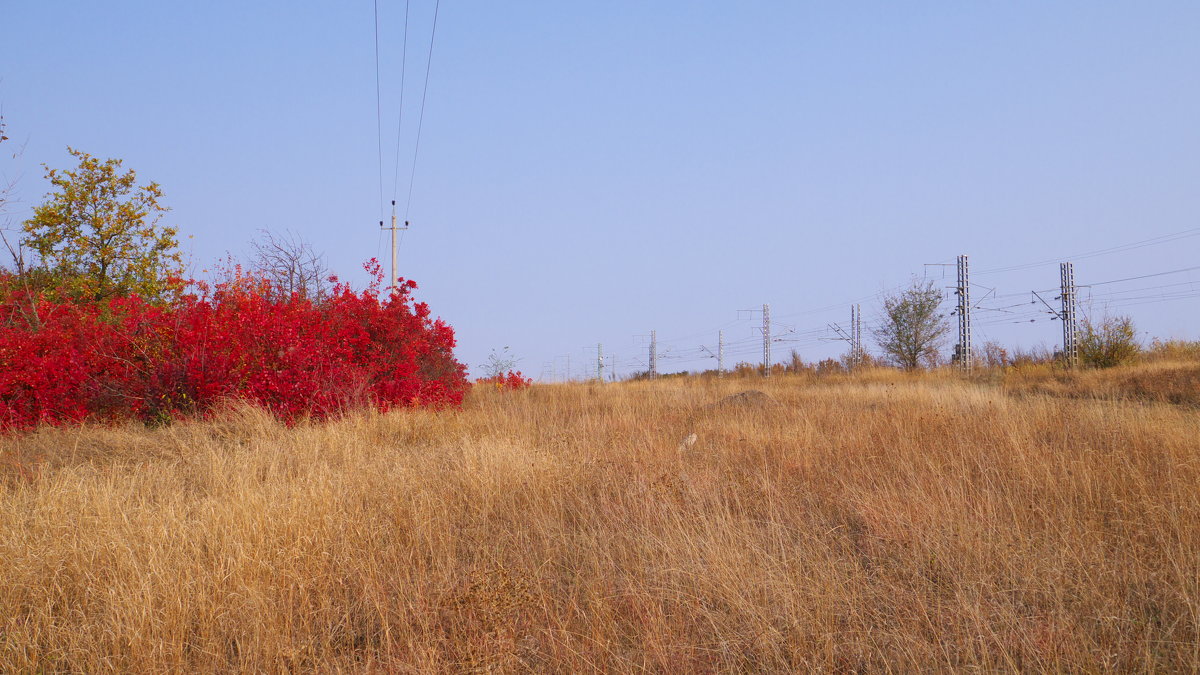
[1,363,1198,672]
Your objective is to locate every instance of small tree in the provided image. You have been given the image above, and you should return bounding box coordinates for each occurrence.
[248,229,331,301]
[0,111,26,276]
[840,348,877,371]
[0,111,11,220]
[480,346,519,379]
[1078,314,1140,368]
[22,148,183,302]
[872,278,949,369]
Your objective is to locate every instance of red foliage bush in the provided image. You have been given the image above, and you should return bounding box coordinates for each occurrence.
[476,370,533,391]
[0,260,468,430]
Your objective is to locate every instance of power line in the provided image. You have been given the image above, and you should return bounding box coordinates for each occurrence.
[372,0,385,225]
[975,227,1200,275]
[1091,292,1200,311]
[1085,264,1200,287]
[969,264,1200,311]
[658,317,744,346]
[389,0,411,203]
[773,284,907,321]
[403,0,441,221]
[1087,279,1200,298]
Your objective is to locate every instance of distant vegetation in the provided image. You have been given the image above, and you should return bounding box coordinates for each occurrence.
[1,148,468,430]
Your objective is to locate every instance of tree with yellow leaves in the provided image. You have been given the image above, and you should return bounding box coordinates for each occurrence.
[22,148,183,302]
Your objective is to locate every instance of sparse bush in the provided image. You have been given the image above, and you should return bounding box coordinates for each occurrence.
[1078,315,1140,369]
[787,350,805,373]
[1145,338,1200,362]
[980,341,1010,368]
[1009,345,1056,370]
[480,346,520,380]
[476,370,532,390]
[816,358,844,375]
[840,349,878,371]
[629,369,690,381]
[733,361,760,378]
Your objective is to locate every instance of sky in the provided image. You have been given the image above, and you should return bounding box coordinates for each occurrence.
[2,2,1199,379]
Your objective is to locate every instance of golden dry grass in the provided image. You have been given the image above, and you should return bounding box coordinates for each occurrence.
[1,369,1198,672]
[1002,358,1200,408]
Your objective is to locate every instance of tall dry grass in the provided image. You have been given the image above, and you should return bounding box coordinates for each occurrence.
[1,369,1198,671]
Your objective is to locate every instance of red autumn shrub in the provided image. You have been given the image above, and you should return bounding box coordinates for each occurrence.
[0,260,468,430]
[476,370,533,391]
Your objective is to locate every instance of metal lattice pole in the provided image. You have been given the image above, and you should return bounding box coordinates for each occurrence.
[1069,264,1079,366]
[1060,262,1078,367]
[649,330,657,379]
[855,303,863,368]
[597,343,604,382]
[850,305,857,369]
[1065,263,1075,365]
[957,254,972,372]
[849,304,861,370]
[762,303,771,378]
[718,329,725,377]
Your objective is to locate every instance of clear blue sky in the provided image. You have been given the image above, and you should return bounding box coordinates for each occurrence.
[3,2,1199,378]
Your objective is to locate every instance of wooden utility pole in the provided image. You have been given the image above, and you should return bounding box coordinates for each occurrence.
[380,200,409,293]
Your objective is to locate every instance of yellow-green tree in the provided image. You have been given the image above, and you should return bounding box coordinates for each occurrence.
[872,278,949,369]
[22,148,184,302]
[1079,314,1140,368]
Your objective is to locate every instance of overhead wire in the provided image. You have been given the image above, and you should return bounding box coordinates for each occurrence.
[389,0,411,204]
[403,0,441,221]
[658,317,746,346]
[1087,279,1200,298]
[372,0,385,225]
[974,226,1200,275]
[1091,292,1200,311]
[371,0,439,239]
[1083,264,1200,288]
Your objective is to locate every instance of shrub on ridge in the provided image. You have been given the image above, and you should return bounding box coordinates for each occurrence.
[0,260,468,430]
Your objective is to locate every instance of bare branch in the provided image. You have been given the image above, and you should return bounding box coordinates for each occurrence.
[248,229,330,301]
